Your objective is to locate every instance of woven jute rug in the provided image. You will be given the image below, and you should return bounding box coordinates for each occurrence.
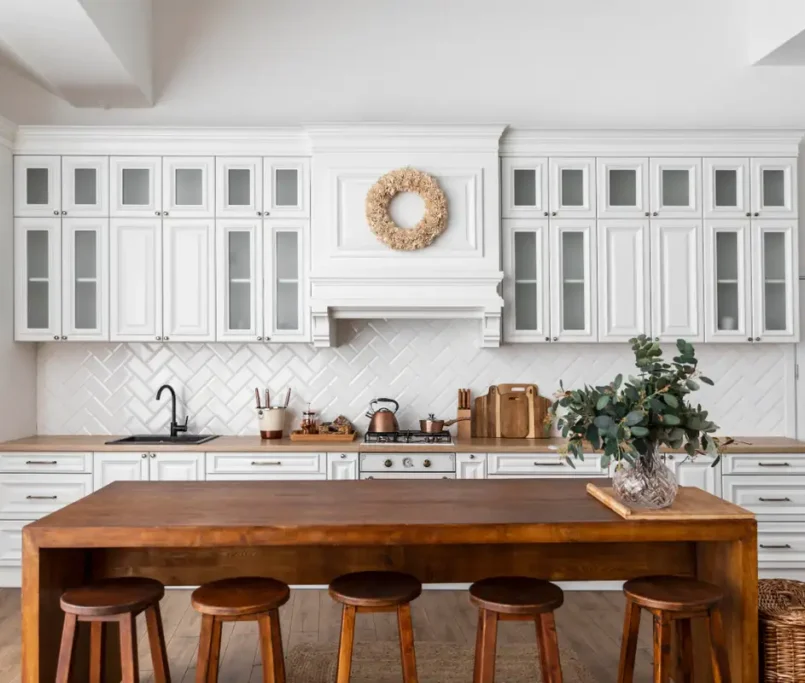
[285,641,596,682]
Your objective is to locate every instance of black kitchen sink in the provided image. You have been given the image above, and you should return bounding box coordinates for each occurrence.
[105,434,219,445]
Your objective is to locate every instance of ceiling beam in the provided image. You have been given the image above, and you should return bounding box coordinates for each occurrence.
[749,0,805,65]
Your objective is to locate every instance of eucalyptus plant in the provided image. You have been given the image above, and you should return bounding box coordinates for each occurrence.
[549,335,732,469]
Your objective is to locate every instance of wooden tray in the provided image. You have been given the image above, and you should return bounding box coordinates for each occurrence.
[289,431,357,442]
[586,483,754,520]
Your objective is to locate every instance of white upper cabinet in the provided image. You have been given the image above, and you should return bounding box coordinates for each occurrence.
[61,157,109,218]
[110,218,162,341]
[217,220,264,342]
[597,219,650,342]
[163,157,215,218]
[110,157,162,217]
[14,218,61,340]
[502,219,550,342]
[163,219,216,341]
[501,158,548,218]
[703,220,752,343]
[651,219,703,341]
[549,158,596,218]
[750,158,798,218]
[649,158,702,218]
[263,157,309,218]
[596,158,649,219]
[752,220,798,342]
[61,219,108,341]
[216,157,263,218]
[703,158,750,219]
[264,218,307,341]
[14,156,61,217]
[550,219,597,342]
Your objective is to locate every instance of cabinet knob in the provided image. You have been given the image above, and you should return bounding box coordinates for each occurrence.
[53,335,59,340]
[755,336,761,342]
[257,336,263,341]
[264,336,270,342]
[164,336,170,341]
[469,454,475,459]
[644,212,650,217]
[150,453,156,458]
[163,211,169,216]
[155,211,161,216]
[746,212,752,217]
[655,337,660,341]
[257,211,263,216]
[423,459,432,468]
[61,336,67,340]
[551,211,557,217]
[552,336,558,342]
[384,459,392,468]
[53,210,59,216]
[141,453,147,458]
[155,336,162,341]
[61,210,67,216]
[747,337,753,342]
[264,211,270,216]
[652,211,659,216]
[543,211,549,217]
[340,453,346,459]
[545,336,550,342]
[754,212,760,217]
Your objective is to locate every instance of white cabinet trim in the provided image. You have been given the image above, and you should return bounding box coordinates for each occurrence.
[162,157,215,218]
[13,156,61,217]
[549,219,597,342]
[502,219,550,343]
[14,218,62,341]
[61,218,109,341]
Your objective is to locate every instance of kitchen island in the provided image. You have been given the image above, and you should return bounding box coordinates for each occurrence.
[22,479,757,682]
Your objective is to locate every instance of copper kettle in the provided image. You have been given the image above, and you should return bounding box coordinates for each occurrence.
[366,398,400,433]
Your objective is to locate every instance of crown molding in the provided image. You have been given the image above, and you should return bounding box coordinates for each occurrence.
[0,115,17,150]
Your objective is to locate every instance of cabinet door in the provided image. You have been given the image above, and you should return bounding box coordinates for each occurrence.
[163,219,216,341]
[649,158,702,218]
[650,220,703,341]
[163,157,215,218]
[62,218,109,341]
[110,219,162,341]
[217,220,264,342]
[596,158,649,219]
[14,218,61,341]
[263,157,309,218]
[93,453,149,489]
[457,454,487,479]
[265,219,307,341]
[502,219,550,342]
[501,158,548,218]
[703,158,749,219]
[327,453,358,480]
[665,454,720,496]
[597,219,650,342]
[751,158,797,218]
[61,157,108,217]
[14,156,61,217]
[550,220,596,341]
[703,220,752,342]
[548,158,596,218]
[752,220,798,342]
[150,453,205,481]
[216,157,263,218]
[110,157,162,217]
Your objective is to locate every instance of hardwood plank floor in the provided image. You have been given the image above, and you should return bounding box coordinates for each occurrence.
[0,588,657,682]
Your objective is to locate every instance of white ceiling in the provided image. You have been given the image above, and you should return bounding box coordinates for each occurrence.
[2,0,805,128]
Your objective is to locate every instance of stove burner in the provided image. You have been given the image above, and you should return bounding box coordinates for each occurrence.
[364,430,452,444]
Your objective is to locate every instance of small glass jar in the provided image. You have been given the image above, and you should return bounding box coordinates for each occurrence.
[301,410,317,434]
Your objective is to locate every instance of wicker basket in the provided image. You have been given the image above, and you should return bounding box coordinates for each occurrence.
[759,579,805,683]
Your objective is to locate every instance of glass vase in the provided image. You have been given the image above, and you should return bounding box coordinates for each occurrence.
[612,448,678,509]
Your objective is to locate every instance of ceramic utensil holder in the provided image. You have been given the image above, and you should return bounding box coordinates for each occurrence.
[257,407,286,439]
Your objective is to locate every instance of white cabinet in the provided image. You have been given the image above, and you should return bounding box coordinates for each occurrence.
[216,157,263,217]
[13,156,61,217]
[664,454,720,496]
[0,521,25,567]
[703,158,750,219]
[327,453,358,480]
[149,453,205,481]
[263,157,309,218]
[649,158,702,218]
[265,219,307,341]
[61,157,109,217]
[549,219,596,342]
[502,219,550,342]
[217,219,264,341]
[94,452,204,488]
[163,219,216,341]
[597,219,650,342]
[752,220,798,342]
[488,453,607,477]
[163,157,215,218]
[14,218,62,340]
[110,157,162,217]
[596,158,649,219]
[650,220,703,341]
[501,157,548,218]
[457,453,486,479]
[750,158,797,218]
[549,158,596,218]
[62,218,109,341]
[0,474,92,519]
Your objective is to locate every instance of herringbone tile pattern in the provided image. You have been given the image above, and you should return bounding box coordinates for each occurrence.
[37,320,792,436]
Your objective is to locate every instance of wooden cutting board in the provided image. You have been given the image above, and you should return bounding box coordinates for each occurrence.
[495,384,539,438]
[473,395,488,438]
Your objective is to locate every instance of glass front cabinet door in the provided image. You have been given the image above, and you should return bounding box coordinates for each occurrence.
[216,158,263,218]
[217,220,264,341]
[703,158,750,219]
[110,157,162,217]
[596,158,649,218]
[14,156,61,217]
[703,220,751,342]
[750,158,798,218]
[163,157,215,218]
[14,218,61,340]
[549,219,596,341]
[264,219,307,341]
[650,158,702,218]
[61,157,109,217]
[501,158,548,218]
[263,158,309,218]
[62,219,109,340]
[502,219,549,342]
[752,221,798,342]
[548,158,596,218]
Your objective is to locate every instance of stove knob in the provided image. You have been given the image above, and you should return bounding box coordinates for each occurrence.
[423,459,432,468]
[384,459,393,468]
[403,457,414,468]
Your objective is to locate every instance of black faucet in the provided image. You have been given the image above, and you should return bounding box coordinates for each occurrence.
[156,384,188,438]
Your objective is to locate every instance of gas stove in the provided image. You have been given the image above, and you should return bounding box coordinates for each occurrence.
[363,430,453,445]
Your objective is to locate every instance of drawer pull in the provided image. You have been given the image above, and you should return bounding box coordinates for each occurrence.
[25,460,58,465]
[533,462,565,467]
[760,544,792,549]
[759,497,791,502]
[758,462,790,467]
[26,495,57,500]
[251,461,282,466]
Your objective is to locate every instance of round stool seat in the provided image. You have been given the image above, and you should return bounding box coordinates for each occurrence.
[191,576,290,617]
[624,575,723,612]
[469,576,564,616]
[329,571,422,608]
[60,577,164,617]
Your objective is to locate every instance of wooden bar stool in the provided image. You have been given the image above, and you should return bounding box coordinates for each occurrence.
[329,570,422,683]
[469,576,564,683]
[617,575,731,683]
[191,576,290,683]
[56,576,169,683]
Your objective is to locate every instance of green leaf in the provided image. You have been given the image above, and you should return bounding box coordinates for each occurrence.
[613,374,623,390]
[625,410,644,426]
[585,424,601,450]
[686,379,700,391]
[662,414,681,425]
[596,395,610,410]
[700,376,714,386]
[594,415,614,431]
[630,425,649,437]
[662,394,679,408]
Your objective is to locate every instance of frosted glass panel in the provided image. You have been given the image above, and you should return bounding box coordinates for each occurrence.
[175,169,203,206]
[714,169,737,207]
[26,168,49,205]
[513,169,536,207]
[74,231,97,279]
[74,168,97,205]
[561,169,584,206]
[715,232,738,281]
[121,168,150,205]
[562,283,585,330]
[561,232,584,281]
[765,283,787,330]
[75,281,97,329]
[27,231,49,279]
[27,282,48,329]
[764,232,787,331]
[662,169,690,206]
[228,169,251,206]
[276,232,298,280]
[276,282,299,330]
[228,282,251,330]
[514,283,537,330]
[762,169,785,207]
[275,169,299,207]
[609,169,636,207]
[764,232,786,281]
[514,232,536,280]
[716,283,739,330]
[228,232,251,280]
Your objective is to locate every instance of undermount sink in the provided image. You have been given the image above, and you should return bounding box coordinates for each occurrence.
[105,434,219,445]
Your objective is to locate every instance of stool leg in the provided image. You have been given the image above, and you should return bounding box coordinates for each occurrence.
[195,614,216,683]
[397,603,418,683]
[118,613,140,683]
[89,621,104,683]
[675,618,694,683]
[653,613,672,683]
[474,609,498,683]
[617,599,641,683]
[708,607,732,683]
[259,610,286,683]
[207,618,222,683]
[146,604,172,683]
[336,605,356,683]
[536,611,563,683]
[473,611,484,682]
[55,613,78,683]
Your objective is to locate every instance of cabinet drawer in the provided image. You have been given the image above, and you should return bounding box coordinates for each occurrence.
[488,453,606,476]
[206,473,326,481]
[206,453,325,475]
[723,476,805,519]
[0,452,92,474]
[0,474,92,520]
[723,454,805,475]
[0,521,26,566]
[758,524,805,565]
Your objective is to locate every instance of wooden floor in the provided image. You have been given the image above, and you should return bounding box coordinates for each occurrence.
[0,588,657,682]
